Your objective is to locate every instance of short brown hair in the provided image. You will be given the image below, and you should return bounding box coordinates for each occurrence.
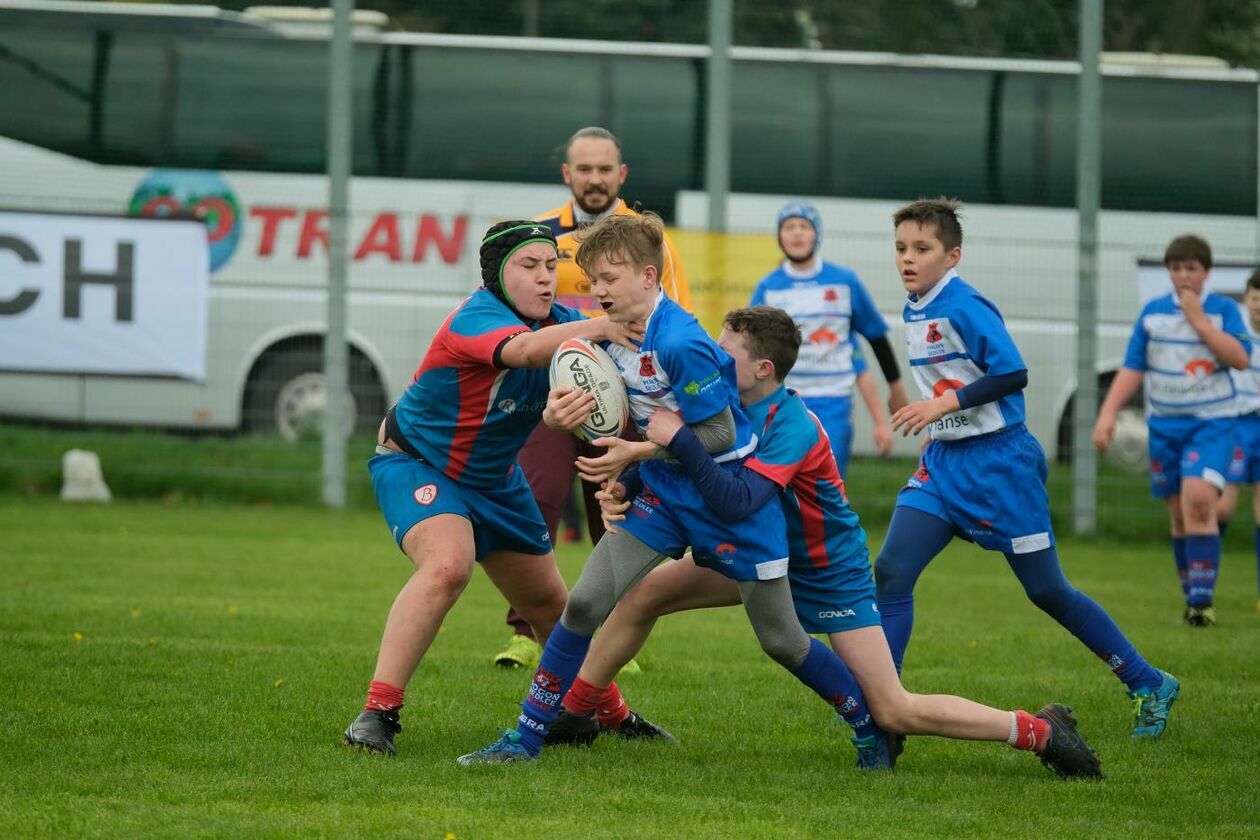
[1246,269,1260,293]
[723,306,801,382]
[1164,235,1213,271]
[892,197,963,251]
[564,126,622,161]
[575,212,665,280]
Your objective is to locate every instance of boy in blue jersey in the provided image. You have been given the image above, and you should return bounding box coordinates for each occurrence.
[458,213,917,767]
[750,201,908,476]
[342,221,641,757]
[1096,236,1250,626]
[1216,271,1260,612]
[545,306,1103,778]
[877,198,1180,740]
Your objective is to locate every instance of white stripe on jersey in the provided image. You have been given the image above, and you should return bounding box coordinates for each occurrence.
[1142,312,1238,417]
[905,315,1006,440]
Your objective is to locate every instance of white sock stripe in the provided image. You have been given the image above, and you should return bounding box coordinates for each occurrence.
[1007,711,1019,746]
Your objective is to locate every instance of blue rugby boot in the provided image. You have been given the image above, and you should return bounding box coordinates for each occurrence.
[1129,670,1180,739]
[851,729,900,771]
[457,730,535,766]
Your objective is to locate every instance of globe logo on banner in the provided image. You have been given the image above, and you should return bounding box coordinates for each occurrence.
[129,170,242,273]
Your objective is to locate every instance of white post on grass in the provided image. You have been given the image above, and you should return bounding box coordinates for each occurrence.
[1073,0,1103,534]
[705,0,732,233]
[322,0,353,508]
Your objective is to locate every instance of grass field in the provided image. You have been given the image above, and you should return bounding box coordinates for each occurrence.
[3,497,1259,838]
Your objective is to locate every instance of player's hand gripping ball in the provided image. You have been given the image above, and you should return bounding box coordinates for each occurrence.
[548,338,629,442]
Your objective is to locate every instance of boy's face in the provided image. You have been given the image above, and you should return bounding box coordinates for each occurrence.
[1167,259,1209,297]
[894,220,960,297]
[778,217,817,263]
[500,242,558,320]
[587,252,658,322]
[1243,288,1260,327]
[717,328,763,397]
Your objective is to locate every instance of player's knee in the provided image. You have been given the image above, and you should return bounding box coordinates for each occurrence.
[559,591,606,637]
[1023,580,1074,617]
[758,634,809,670]
[420,561,474,602]
[873,555,912,596]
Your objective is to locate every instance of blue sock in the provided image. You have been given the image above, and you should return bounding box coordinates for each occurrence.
[1008,547,1161,693]
[516,622,591,755]
[1185,534,1221,607]
[791,637,877,739]
[877,594,914,675]
[1172,537,1188,598]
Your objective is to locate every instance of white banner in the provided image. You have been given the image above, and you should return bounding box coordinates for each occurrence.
[0,212,210,379]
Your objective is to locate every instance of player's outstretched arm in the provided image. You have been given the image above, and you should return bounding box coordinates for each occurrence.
[1093,367,1143,453]
[498,317,643,369]
[642,409,779,522]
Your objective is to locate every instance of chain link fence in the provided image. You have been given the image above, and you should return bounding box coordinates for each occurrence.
[1,4,1257,541]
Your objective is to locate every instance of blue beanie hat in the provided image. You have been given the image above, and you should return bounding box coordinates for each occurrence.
[776,201,822,257]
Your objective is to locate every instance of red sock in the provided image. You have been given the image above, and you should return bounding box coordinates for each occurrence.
[1008,710,1051,753]
[364,680,404,712]
[594,681,629,729]
[562,676,605,716]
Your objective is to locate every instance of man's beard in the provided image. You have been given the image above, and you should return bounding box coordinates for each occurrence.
[574,187,616,215]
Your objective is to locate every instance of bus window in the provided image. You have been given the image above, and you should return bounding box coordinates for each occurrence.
[404,47,601,183]
[171,36,386,174]
[0,28,95,158]
[1102,76,1256,216]
[609,54,699,216]
[825,66,992,203]
[998,72,1076,208]
[732,61,822,196]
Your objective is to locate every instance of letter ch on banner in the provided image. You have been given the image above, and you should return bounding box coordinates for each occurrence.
[0,212,210,380]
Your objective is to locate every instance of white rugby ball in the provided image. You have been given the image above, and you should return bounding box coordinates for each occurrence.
[549,338,629,442]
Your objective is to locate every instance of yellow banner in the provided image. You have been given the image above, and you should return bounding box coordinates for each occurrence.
[668,228,781,334]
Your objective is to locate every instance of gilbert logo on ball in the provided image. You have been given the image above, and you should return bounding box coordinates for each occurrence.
[549,338,629,442]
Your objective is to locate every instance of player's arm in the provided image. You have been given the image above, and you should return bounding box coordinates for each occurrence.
[575,407,738,484]
[854,370,893,455]
[643,409,778,523]
[1094,312,1150,452]
[850,278,908,410]
[496,317,643,369]
[1179,289,1249,370]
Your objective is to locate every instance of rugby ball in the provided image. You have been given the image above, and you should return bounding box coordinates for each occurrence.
[548,338,629,442]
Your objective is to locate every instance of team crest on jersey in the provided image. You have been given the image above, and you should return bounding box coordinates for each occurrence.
[823,288,839,302]
[640,355,656,378]
[413,484,438,506]
[926,322,943,343]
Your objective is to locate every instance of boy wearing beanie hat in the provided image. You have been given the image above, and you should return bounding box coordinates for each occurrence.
[342,220,640,758]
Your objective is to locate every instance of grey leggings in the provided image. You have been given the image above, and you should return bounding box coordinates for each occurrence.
[560,529,810,671]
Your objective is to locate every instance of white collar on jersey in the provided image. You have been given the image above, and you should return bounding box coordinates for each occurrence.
[1169,286,1208,308]
[572,198,624,228]
[906,268,958,312]
[781,256,823,280]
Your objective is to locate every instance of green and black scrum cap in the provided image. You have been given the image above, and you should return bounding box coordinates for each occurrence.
[480,220,558,310]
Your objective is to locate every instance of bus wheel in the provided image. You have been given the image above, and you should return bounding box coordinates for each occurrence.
[243,341,386,442]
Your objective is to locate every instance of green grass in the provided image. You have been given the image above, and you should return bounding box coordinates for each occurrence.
[0,420,1238,542]
[3,499,1259,838]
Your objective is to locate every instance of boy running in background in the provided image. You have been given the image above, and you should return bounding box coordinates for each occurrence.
[750,201,906,476]
[1217,270,1260,611]
[549,306,1103,778]
[1095,236,1250,626]
[879,198,1180,739]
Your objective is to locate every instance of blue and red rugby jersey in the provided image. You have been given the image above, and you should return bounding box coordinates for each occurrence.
[390,288,582,488]
[742,384,868,570]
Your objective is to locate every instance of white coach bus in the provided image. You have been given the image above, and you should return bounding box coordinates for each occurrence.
[1,1,1257,455]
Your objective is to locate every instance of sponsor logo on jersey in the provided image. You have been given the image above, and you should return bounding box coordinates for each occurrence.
[808,326,840,345]
[683,371,721,396]
[497,398,516,414]
[1184,358,1216,379]
[714,543,737,558]
[413,484,438,505]
[932,378,966,398]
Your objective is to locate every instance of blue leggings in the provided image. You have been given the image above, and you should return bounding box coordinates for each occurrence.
[874,507,1160,693]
